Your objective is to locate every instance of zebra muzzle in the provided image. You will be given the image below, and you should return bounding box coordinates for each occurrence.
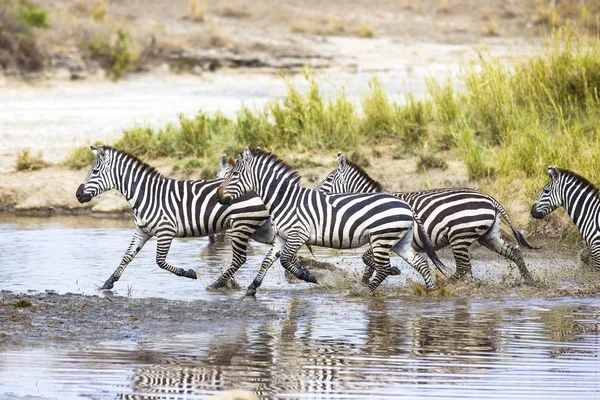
[75,184,92,203]
[530,205,544,219]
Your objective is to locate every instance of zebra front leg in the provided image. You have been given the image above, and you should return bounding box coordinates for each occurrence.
[447,242,474,283]
[155,234,197,280]
[589,244,600,270]
[101,228,151,290]
[479,235,534,284]
[209,231,250,290]
[246,247,280,297]
[280,233,317,284]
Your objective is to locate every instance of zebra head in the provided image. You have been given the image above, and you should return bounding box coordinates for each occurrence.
[75,145,115,203]
[315,152,383,194]
[216,147,253,205]
[315,152,349,194]
[216,154,237,179]
[530,166,562,219]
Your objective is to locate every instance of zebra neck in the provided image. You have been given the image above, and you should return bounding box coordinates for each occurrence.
[114,163,164,210]
[562,182,600,238]
[256,172,302,214]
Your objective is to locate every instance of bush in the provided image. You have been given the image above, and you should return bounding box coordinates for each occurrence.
[64,144,101,169]
[15,148,47,171]
[86,29,138,79]
[0,0,47,72]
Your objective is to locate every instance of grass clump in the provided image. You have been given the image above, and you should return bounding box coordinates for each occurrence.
[17,1,48,28]
[14,298,32,308]
[85,29,139,79]
[188,0,205,22]
[172,157,216,179]
[357,21,374,38]
[64,143,102,169]
[15,148,48,171]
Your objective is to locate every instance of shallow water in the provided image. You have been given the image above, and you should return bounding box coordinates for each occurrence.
[1,296,599,399]
[1,215,600,399]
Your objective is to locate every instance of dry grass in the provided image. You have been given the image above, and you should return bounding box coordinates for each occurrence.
[218,2,251,19]
[186,24,234,49]
[188,0,205,22]
[357,21,374,38]
[481,19,499,36]
[15,148,48,171]
[291,15,345,36]
[404,0,421,11]
[438,0,449,14]
[91,2,106,23]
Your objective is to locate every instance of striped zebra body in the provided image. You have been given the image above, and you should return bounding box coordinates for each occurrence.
[75,146,276,290]
[316,152,536,283]
[216,147,449,293]
[531,166,600,269]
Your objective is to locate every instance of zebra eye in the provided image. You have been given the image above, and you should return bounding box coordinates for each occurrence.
[92,168,100,174]
[232,171,239,176]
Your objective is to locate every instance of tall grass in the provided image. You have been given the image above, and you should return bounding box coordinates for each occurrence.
[66,28,600,208]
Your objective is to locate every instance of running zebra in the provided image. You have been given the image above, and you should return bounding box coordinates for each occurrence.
[531,166,600,269]
[75,145,277,290]
[316,152,537,284]
[216,147,449,293]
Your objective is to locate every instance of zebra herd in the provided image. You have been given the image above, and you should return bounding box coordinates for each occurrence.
[75,145,600,296]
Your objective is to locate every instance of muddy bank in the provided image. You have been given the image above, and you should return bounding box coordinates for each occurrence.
[0,291,277,350]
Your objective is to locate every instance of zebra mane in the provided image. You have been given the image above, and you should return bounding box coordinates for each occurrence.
[249,147,301,185]
[346,160,384,192]
[557,168,600,193]
[104,146,165,179]
[227,155,237,166]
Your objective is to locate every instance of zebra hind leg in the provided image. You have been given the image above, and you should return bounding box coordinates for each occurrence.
[391,238,435,290]
[586,244,600,270]
[361,249,400,285]
[155,234,198,280]
[209,232,251,290]
[447,243,474,283]
[280,233,317,284]
[367,242,394,292]
[478,235,535,285]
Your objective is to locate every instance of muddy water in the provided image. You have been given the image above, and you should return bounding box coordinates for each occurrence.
[1,214,600,399]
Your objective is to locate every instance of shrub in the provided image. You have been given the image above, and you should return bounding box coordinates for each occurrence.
[15,148,47,171]
[0,0,46,72]
[86,29,138,79]
[64,144,101,169]
[17,1,48,28]
[358,21,374,38]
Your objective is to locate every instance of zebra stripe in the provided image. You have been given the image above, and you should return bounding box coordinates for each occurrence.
[75,145,276,290]
[531,166,600,269]
[216,147,449,292]
[316,152,536,284]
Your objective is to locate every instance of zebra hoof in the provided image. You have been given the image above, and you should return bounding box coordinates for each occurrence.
[100,281,114,290]
[186,269,198,279]
[245,287,257,297]
[225,279,240,291]
[389,266,401,276]
[305,272,317,284]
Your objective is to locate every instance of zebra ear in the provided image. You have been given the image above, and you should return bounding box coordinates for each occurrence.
[91,145,104,159]
[548,166,559,180]
[337,152,347,170]
[242,147,252,160]
[220,154,228,170]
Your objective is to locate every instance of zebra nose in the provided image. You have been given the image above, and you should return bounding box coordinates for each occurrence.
[530,205,543,219]
[76,184,85,201]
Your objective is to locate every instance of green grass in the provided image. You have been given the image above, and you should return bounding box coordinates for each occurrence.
[68,28,600,208]
[84,29,138,79]
[64,142,102,169]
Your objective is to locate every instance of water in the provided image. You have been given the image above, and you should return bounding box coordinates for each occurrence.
[1,214,600,399]
[1,297,599,399]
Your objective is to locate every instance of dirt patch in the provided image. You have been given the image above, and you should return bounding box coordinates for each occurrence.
[0,291,275,350]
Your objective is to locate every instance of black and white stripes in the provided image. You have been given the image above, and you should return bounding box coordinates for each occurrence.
[531,166,600,269]
[75,145,274,290]
[216,147,449,293]
[317,152,536,283]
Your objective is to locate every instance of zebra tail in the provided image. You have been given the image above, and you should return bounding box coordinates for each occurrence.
[491,198,541,250]
[415,217,451,277]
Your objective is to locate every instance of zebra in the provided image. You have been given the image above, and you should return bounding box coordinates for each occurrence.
[216,147,450,293]
[75,145,278,290]
[315,152,537,284]
[531,166,600,269]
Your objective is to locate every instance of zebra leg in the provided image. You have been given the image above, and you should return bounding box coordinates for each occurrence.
[155,234,198,279]
[361,249,397,284]
[585,243,600,270]
[447,242,474,283]
[101,228,151,290]
[580,246,591,267]
[478,235,534,284]
[367,242,394,292]
[391,229,435,289]
[246,247,280,297]
[209,231,251,290]
[280,233,317,284]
